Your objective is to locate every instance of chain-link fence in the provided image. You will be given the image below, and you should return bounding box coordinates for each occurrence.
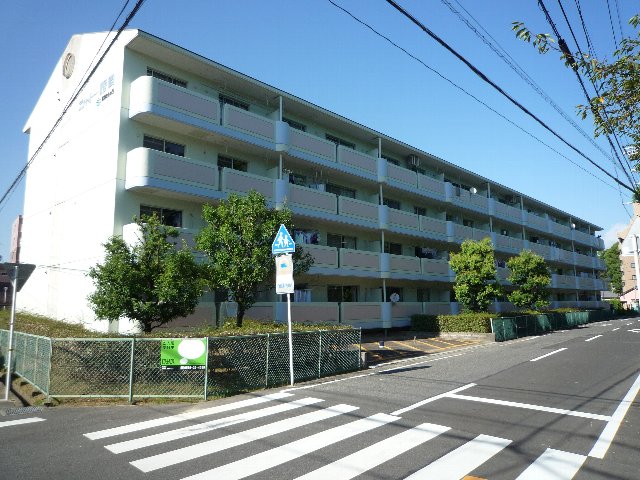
[1,329,361,400]
[491,310,626,342]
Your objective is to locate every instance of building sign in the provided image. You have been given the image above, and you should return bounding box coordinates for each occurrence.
[160,338,207,370]
[275,254,295,294]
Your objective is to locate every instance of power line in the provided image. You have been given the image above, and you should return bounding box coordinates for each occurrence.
[325,0,619,191]
[383,0,634,193]
[573,0,597,58]
[605,0,619,49]
[0,0,146,213]
[553,0,637,185]
[441,0,623,184]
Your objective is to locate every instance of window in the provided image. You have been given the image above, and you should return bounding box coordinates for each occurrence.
[327,233,356,250]
[139,205,182,227]
[382,154,400,166]
[633,275,637,280]
[384,242,402,255]
[328,285,357,302]
[325,134,355,150]
[463,219,474,228]
[325,183,356,199]
[500,229,509,236]
[218,155,247,172]
[293,229,319,245]
[219,94,249,111]
[417,289,431,302]
[288,172,307,185]
[632,263,636,268]
[415,247,437,259]
[143,135,185,157]
[146,68,187,88]
[383,198,401,210]
[283,117,306,132]
[414,206,426,216]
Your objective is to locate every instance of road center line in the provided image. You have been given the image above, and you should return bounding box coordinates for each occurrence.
[589,371,640,458]
[585,335,603,342]
[449,394,611,421]
[612,328,620,331]
[530,348,567,362]
[391,383,476,416]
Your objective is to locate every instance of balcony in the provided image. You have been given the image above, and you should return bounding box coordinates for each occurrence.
[493,233,524,254]
[222,104,275,142]
[388,208,420,232]
[288,184,337,215]
[125,148,219,199]
[553,248,575,264]
[552,274,578,289]
[420,216,448,238]
[572,229,600,249]
[130,76,220,126]
[448,223,491,244]
[340,249,380,272]
[577,277,597,290]
[221,168,274,200]
[525,212,548,232]
[490,199,522,224]
[449,187,489,214]
[337,146,377,176]
[496,267,510,283]
[338,197,379,225]
[288,128,337,162]
[387,162,418,188]
[549,221,572,239]
[574,253,595,269]
[421,258,453,281]
[418,174,447,198]
[303,244,339,269]
[528,242,552,260]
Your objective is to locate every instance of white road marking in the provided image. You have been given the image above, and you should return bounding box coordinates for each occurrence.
[530,348,567,362]
[515,448,586,479]
[404,434,511,479]
[180,413,399,480]
[585,335,603,342]
[391,383,476,416]
[612,328,620,331]
[85,392,292,440]
[589,371,640,458]
[106,396,322,454]
[449,393,610,421]
[0,417,45,428]
[293,422,450,480]
[132,403,358,472]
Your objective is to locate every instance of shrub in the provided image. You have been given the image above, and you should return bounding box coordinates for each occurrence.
[411,312,492,333]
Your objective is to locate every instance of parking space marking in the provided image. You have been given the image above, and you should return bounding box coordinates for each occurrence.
[585,335,603,342]
[448,393,610,421]
[612,327,620,331]
[589,371,640,458]
[390,340,423,352]
[414,339,446,350]
[530,348,567,362]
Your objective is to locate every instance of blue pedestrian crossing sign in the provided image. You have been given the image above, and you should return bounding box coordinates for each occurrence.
[272,224,296,255]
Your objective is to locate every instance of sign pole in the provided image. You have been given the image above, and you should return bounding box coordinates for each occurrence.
[4,265,18,401]
[287,292,294,386]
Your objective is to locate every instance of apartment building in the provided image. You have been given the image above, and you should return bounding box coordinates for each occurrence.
[18,30,606,333]
[617,204,640,308]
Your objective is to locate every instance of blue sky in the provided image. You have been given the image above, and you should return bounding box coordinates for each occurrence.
[1,0,637,260]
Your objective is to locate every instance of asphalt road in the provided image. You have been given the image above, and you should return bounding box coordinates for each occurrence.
[1,317,639,479]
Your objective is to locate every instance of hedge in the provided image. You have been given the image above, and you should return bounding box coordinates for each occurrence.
[411,313,493,333]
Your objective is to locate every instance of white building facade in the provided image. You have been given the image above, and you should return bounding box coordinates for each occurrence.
[18,30,607,332]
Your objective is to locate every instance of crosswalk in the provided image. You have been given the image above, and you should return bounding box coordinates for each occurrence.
[84,394,588,480]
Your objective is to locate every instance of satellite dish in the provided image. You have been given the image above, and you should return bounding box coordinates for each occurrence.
[390,292,400,303]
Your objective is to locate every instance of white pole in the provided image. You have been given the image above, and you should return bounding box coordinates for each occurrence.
[287,292,294,386]
[633,236,640,309]
[4,265,18,401]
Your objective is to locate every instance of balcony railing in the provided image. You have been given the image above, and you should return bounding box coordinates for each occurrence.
[222,105,275,142]
[289,128,337,161]
[221,168,274,200]
[387,163,418,188]
[418,174,447,198]
[303,244,339,268]
[493,233,524,253]
[526,212,548,231]
[552,274,578,289]
[388,208,420,231]
[129,76,220,125]
[288,184,337,214]
[389,254,421,275]
[125,147,219,197]
[338,197,379,224]
[491,200,522,223]
[337,146,377,175]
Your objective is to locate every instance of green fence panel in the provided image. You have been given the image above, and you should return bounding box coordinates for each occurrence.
[492,318,517,342]
[536,314,552,333]
[0,331,51,395]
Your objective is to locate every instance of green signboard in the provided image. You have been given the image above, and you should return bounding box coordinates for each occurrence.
[160,338,207,370]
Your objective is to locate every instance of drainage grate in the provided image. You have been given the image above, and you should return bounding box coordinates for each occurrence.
[2,406,44,416]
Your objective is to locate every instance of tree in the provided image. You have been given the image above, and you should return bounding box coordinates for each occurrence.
[196,191,313,327]
[506,249,551,310]
[449,238,501,312]
[513,15,640,167]
[88,215,204,333]
[600,243,623,295]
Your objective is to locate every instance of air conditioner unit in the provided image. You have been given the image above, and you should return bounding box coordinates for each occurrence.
[407,154,421,168]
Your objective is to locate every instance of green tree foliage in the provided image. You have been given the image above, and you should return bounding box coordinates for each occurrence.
[513,15,640,168]
[506,249,551,310]
[196,191,313,327]
[449,238,501,312]
[88,215,204,333]
[600,243,623,295]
